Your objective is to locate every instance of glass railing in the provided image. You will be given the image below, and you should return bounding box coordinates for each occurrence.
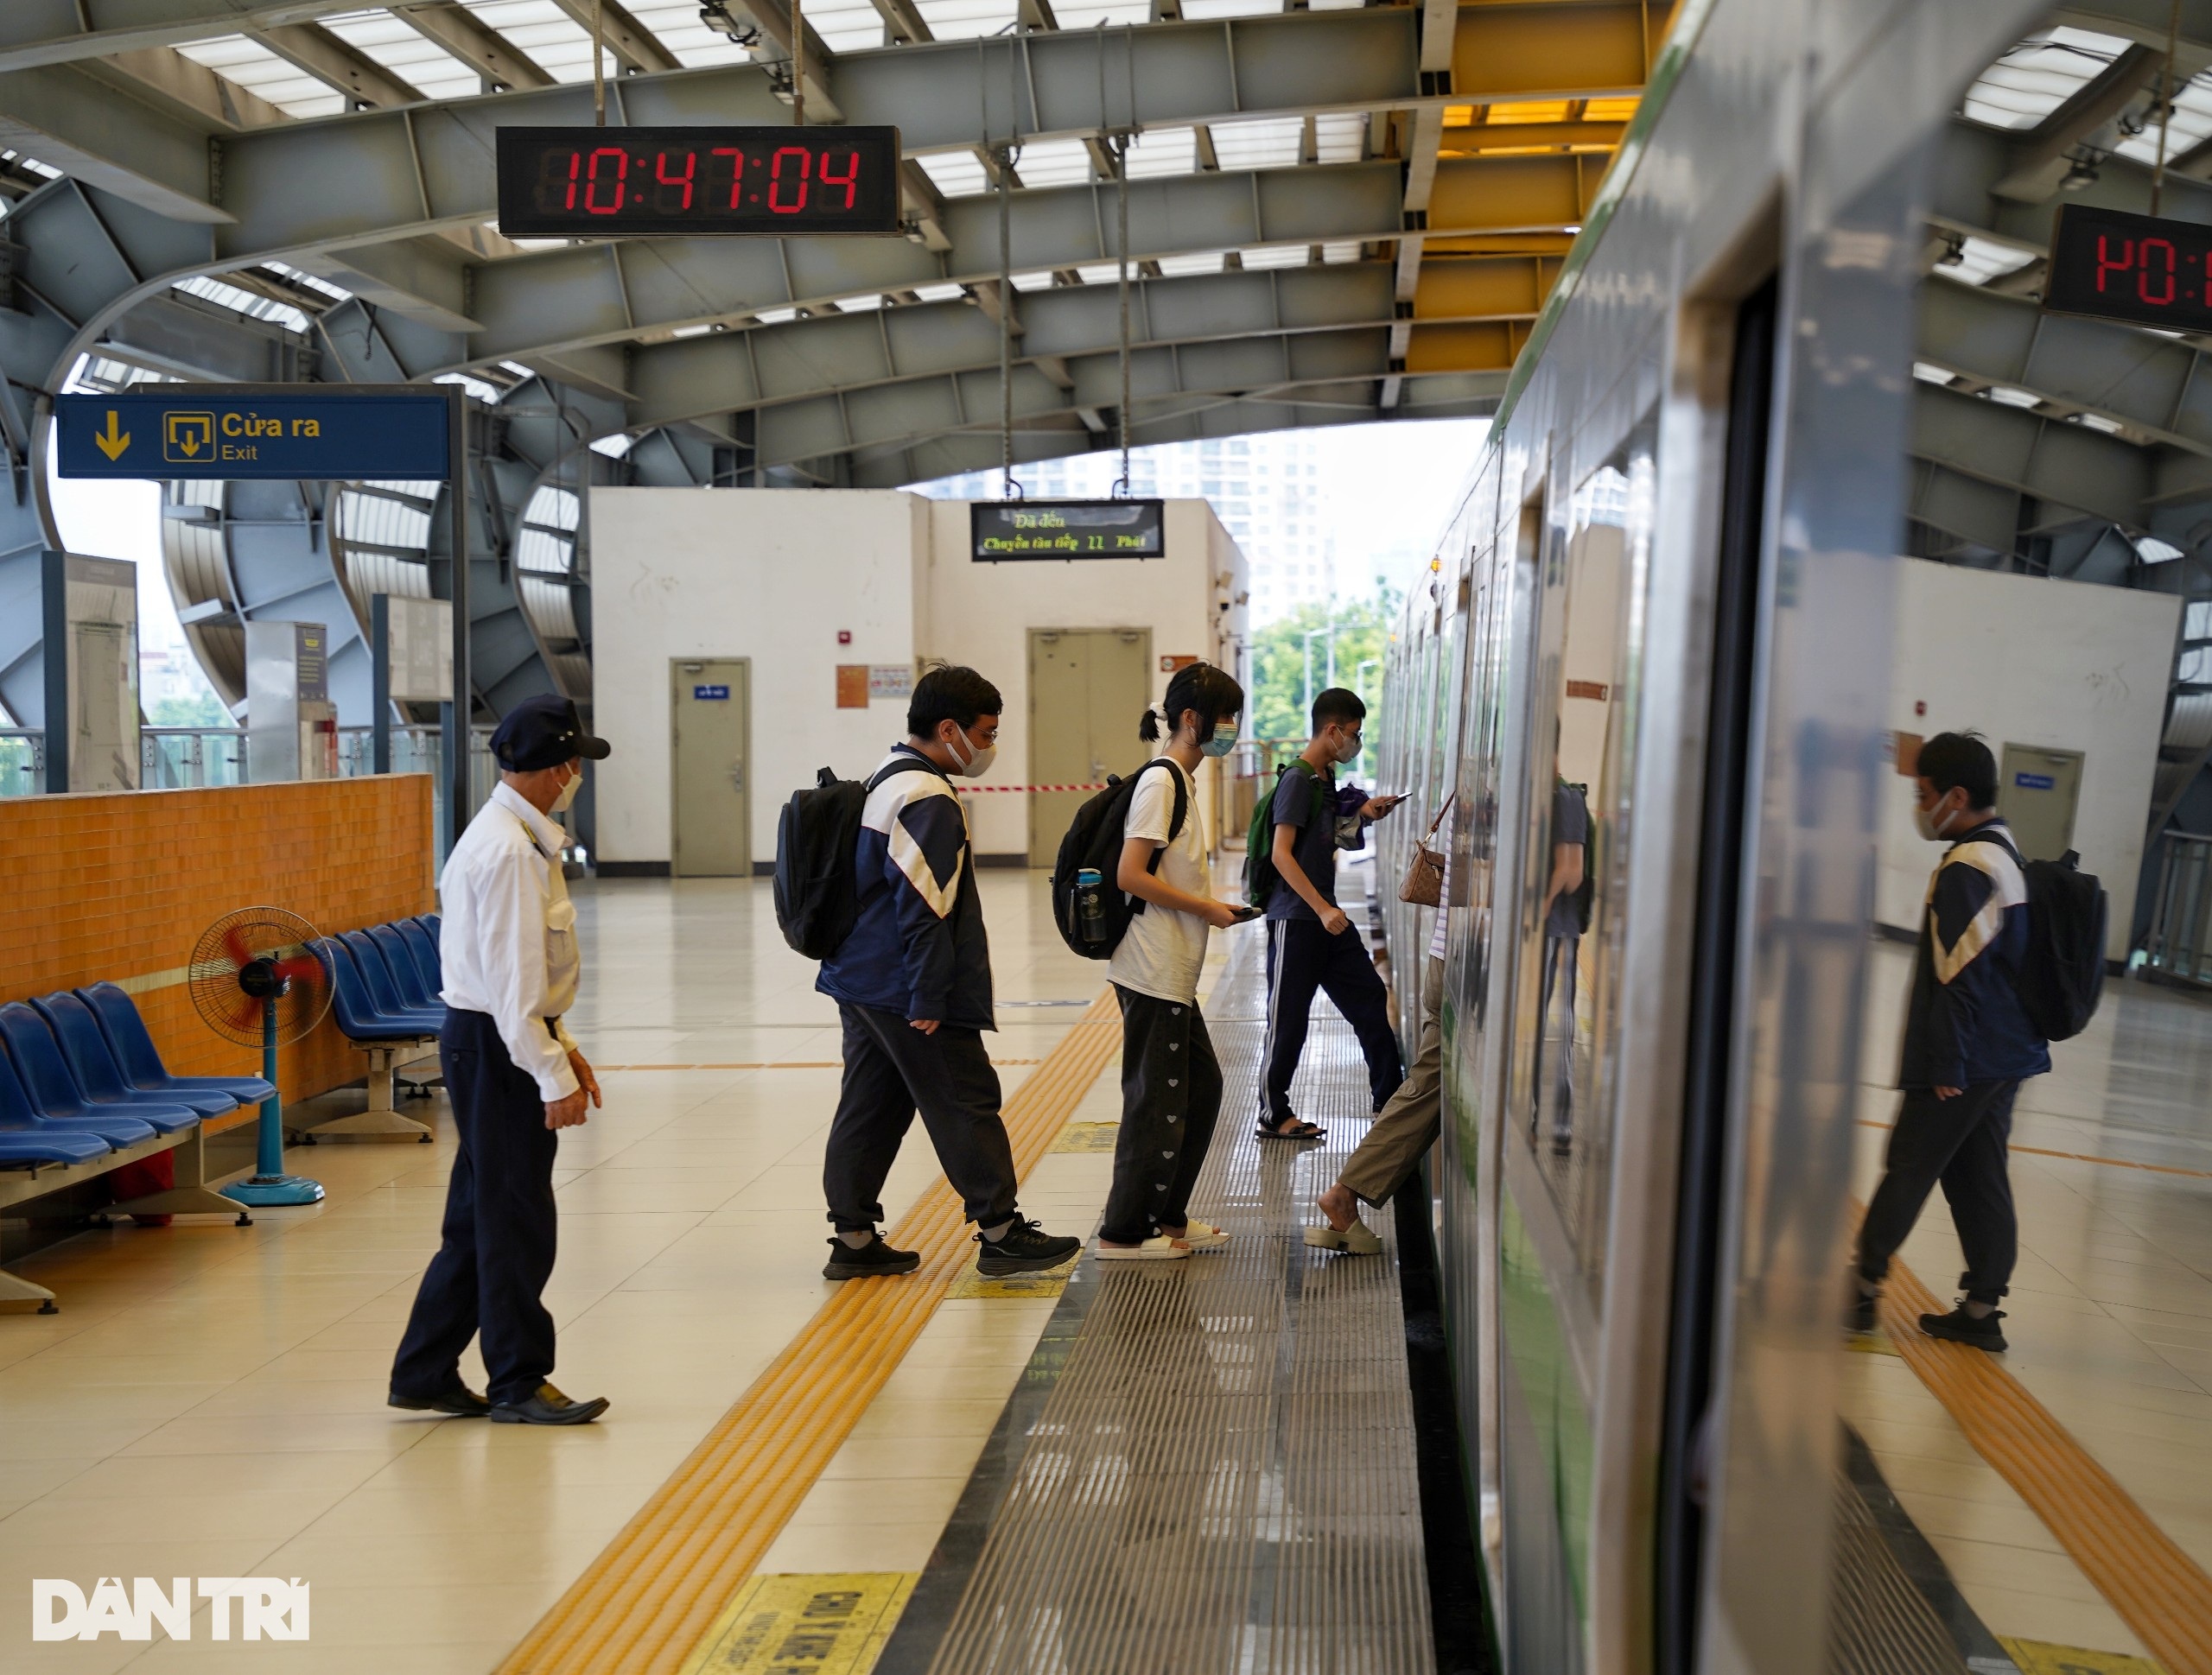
[0,731,42,798]
[2143,832,2212,988]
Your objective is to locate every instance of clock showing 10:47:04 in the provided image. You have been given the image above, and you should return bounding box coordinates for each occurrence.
[2043,201,2212,333]
[494,125,905,238]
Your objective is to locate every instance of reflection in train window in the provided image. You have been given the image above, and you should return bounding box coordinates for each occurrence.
[1510,419,1658,1297]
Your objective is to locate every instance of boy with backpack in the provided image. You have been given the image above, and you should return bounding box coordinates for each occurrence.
[1254,688,1405,1140]
[1850,732,2061,1352]
[810,666,1082,1281]
[1094,663,1251,1259]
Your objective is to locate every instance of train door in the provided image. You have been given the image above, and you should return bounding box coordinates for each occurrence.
[1027,628,1152,867]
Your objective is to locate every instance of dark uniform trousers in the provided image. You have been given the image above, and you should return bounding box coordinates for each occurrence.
[1856,1079,2023,1304]
[824,1002,1020,1232]
[1100,987,1224,1246]
[391,1008,560,1406]
[1262,917,1404,1124]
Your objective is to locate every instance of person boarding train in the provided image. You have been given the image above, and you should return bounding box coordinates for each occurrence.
[391,695,612,1425]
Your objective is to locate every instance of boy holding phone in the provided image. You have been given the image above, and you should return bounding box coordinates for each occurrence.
[1257,688,1405,1140]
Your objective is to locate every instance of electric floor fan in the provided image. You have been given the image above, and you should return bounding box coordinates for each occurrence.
[188,907,332,1208]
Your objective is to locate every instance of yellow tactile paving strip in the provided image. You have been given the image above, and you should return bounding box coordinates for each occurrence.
[496,991,1122,1675]
[1882,1258,2212,1674]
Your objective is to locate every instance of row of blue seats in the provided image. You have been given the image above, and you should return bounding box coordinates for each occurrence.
[0,987,275,1170]
[314,915,447,1043]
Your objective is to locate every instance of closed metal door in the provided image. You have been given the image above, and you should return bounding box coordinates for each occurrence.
[671,658,750,877]
[1027,628,1152,866]
[1998,743,2084,862]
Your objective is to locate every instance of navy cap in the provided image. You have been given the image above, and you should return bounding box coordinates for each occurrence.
[491,695,610,772]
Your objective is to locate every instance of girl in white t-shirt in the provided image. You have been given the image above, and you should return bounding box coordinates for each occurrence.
[1096,663,1253,1260]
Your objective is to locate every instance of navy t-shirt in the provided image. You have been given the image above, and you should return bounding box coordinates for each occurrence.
[1545,781,1590,940]
[1266,765,1339,922]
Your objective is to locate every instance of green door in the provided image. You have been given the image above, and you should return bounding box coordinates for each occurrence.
[671,657,751,877]
[1027,628,1153,867]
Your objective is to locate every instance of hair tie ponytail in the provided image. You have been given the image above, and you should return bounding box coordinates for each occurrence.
[1137,701,1166,744]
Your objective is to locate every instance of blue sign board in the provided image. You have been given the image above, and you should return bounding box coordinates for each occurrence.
[694,684,730,701]
[2014,771,2056,791]
[54,389,453,479]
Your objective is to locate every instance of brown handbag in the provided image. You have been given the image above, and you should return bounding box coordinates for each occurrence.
[1398,796,1455,907]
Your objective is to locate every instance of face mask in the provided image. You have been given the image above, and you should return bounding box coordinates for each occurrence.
[550,766,582,815]
[1333,730,1363,766]
[1912,797,1955,842]
[1201,718,1240,759]
[947,726,997,780]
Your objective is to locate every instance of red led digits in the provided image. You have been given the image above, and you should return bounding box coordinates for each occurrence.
[769,147,811,213]
[820,150,861,210]
[2139,236,2177,305]
[655,150,696,213]
[2095,232,2132,295]
[584,147,628,215]
[712,147,746,208]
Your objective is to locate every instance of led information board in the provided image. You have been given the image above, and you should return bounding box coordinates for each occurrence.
[2044,203,2212,333]
[54,389,453,479]
[497,125,903,238]
[971,499,1167,562]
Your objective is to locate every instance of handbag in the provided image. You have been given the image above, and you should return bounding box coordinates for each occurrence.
[1398,796,1455,907]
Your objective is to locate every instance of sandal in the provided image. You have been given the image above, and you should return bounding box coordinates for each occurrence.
[1173,1220,1230,1252]
[1095,1234,1190,1261]
[1256,1119,1325,1141]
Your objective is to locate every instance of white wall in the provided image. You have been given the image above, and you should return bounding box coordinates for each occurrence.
[1879,562,2178,958]
[588,489,1249,867]
[590,488,924,866]
[921,498,1249,856]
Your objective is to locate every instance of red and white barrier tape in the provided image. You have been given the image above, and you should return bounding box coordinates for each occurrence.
[954,783,1108,793]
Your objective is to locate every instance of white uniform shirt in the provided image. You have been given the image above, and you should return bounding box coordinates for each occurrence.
[437,781,582,1101]
[1107,757,1211,1005]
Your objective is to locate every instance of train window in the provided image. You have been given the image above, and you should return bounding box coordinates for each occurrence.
[1510,416,1660,1291]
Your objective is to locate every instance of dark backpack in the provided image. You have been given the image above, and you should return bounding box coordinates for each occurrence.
[1050,759,1188,960]
[772,759,927,961]
[1243,759,1327,910]
[1961,834,2107,1043]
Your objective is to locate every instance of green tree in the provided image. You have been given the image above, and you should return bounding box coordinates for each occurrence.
[150,689,232,727]
[1247,587,1401,770]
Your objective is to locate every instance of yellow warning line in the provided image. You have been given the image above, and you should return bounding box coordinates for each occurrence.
[1881,1258,2212,1674]
[497,991,1122,1675]
[596,1058,1045,1072]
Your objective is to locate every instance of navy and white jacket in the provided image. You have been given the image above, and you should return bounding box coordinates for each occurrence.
[1898,820,2051,1091]
[817,746,995,1031]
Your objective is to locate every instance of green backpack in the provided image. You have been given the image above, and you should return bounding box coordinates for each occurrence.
[1243,758,1329,910]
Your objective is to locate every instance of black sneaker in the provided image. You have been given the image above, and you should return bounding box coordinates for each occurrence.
[823,1234,921,1280]
[1919,1301,2006,1353]
[1844,1285,1878,1336]
[976,1218,1081,1276]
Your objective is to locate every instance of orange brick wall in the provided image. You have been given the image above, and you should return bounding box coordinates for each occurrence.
[0,776,436,1103]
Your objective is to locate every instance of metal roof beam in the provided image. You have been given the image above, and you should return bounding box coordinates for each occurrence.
[537,0,683,73]
[246,22,427,111]
[0,60,233,221]
[1989,42,2162,203]
[1910,379,2155,530]
[0,3,368,73]
[391,3,556,93]
[83,46,291,130]
[868,0,935,44]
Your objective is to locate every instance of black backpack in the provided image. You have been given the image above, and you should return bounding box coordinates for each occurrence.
[1050,759,1188,960]
[1243,759,1327,910]
[772,759,930,961]
[1961,833,2107,1043]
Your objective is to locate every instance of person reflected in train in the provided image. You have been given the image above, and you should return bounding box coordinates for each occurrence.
[1307,847,1453,1253]
[1096,663,1251,1260]
[1850,732,2049,1354]
[1529,728,1589,1157]
[1257,687,1406,1141]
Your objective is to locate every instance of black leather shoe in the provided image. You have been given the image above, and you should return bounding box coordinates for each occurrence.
[823,1234,922,1280]
[388,1382,491,1418]
[489,1382,610,1424]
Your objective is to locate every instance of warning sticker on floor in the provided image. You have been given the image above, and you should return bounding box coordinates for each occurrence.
[947,1255,1078,1301]
[1050,1121,1120,1152]
[1999,1638,2163,1675]
[680,1573,916,1675]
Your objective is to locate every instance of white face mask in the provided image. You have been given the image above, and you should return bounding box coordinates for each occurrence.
[946,726,997,780]
[550,765,582,815]
[1912,796,1955,842]
[1332,728,1363,766]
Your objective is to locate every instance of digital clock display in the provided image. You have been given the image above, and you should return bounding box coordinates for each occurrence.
[971,499,1167,562]
[495,125,903,238]
[2043,203,2212,333]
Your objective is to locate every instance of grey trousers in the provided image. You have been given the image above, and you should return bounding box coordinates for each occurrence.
[1337,957,1445,1209]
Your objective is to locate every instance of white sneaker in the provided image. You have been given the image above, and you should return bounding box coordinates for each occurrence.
[1176,1220,1230,1252]
[1095,1234,1190,1260]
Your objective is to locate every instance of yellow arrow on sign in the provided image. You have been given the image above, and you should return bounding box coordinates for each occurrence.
[94,409,130,461]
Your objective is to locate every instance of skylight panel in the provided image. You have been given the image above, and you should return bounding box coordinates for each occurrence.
[1157,251,1226,277]
[912,0,1019,41]
[264,262,352,301]
[618,0,759,64]
[588,432,635,457]
[1017,138,1095,189]
[458,2,601,79]
[319,11,465,101]
[1912,361,1956,384]
[1211,117,1301,171]
[755,305,800,323]
[1314,112,1365,164]
[1583,98,1640,123]
[1934,233,2036,286]
[2112,74,2212,168]
[173,275,310,333]
[1182,0,1282,17]
[796,0,887,54]
[1961,28,2130,130]
[1986,384,2042,408]
[1055,0,1150,25]
[913,282,968,303]
[2075,410,2125,434]
[1242,244,1309,270]
[918,150,991,198]
[435,370,503,403]
[836,293,886,311]
[1319,241,1362,263]
[1077,262,1136,284]
[1126,127,1198,180]
[172,35,346,118]
[1008,270,1056,291]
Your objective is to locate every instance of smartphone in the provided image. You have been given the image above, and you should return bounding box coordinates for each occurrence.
[1230,904,1264,923]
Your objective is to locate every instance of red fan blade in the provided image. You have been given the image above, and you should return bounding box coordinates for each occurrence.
[272,955,323,984]
[223,993,260,1035]
[224,924,255,970]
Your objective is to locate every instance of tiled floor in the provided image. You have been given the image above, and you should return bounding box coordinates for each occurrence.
[0,873,1164,1670]
[1846,941,2212,1664]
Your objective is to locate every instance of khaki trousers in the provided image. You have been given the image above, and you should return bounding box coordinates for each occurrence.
[1338,956,1445,1209]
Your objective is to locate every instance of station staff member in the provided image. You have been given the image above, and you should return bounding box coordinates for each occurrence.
[391,695,612,1426]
